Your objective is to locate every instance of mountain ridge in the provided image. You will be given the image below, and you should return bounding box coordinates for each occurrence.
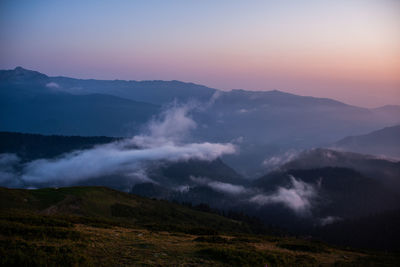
[2,67,400,176]
[0,66,377,109]
[332,125,400,158]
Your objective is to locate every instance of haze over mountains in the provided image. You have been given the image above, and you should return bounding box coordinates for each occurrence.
[1,66,400,250]
[2,131,400,250]
[332,125,400,159]
[1,67,400,176]
[2,0,400,264]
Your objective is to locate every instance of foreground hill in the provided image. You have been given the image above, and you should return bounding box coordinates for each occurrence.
[0,186,248,234]
[1,186,398,266]
[314,208,400,250]
[332,125,400,158]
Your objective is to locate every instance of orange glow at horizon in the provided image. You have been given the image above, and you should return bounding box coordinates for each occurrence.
[1,0,399,107]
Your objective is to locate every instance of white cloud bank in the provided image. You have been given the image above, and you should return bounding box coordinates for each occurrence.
[16,103,235,186]
[190,176,247,195]
[262,150,299,169]
[46,82,60,89]
[0,153,20,186]
[22,142,235,185]
[319,216,341,226]
[249,175,317,214]
[131,102,197,147]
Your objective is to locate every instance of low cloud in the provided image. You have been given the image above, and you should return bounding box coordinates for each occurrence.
[46,82,60,89]
[249,175,317,214]
[22,142,235,185]
[237,108,257,114]
[0,153,21,187]
[238,109,249,114]
[132,102,197,147]
[231,136,244,144]
[209,181,247,195]
[190,176,247,195]
[7,103,235,188]
[207,91,222,106]
[262,150,300,169]
[319,216,341,226]
[46,82,84,93]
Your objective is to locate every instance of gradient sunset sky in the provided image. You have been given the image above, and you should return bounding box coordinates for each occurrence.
[1,0,399,107]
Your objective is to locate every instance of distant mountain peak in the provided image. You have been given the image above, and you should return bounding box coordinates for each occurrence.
[0,66,48,81]
[13,66,44,75]
[14,66,25,71]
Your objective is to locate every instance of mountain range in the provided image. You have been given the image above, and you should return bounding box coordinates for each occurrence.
[2,132,399,240]
[1,67,400,255]
[2,67,400,177]
[332,125,400,158]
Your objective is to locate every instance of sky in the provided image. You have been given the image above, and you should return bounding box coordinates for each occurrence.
[0,0,399,107]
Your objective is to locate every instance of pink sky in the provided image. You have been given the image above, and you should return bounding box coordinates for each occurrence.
[1,0,399,107]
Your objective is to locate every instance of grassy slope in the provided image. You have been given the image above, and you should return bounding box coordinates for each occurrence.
[0,186,398,266]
